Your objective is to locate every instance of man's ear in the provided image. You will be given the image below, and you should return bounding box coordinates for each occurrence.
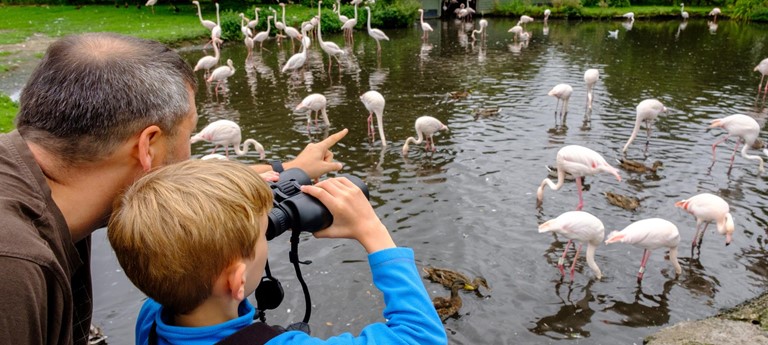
[137,125,163,172]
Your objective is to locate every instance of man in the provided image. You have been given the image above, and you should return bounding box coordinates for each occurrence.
[0,32,347,345]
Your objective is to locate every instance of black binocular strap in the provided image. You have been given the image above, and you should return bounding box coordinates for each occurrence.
[148,321,284,345]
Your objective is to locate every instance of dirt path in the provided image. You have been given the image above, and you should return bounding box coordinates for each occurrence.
[0,34,56,99]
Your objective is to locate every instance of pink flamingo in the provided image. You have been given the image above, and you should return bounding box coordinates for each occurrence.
[317,1,345,73]
[295,93,329,131]
[675,193,735,247]
[539,211,604,280]
[605,218,682,282]
[252,16,272,51]
[622,99,667,153]
[341,0,359,43]
[536,145,621,211]
[548,83,573,126]
[190,119,265,159]
[584,69,599,110]
[402,116,449,155]
[754,58,768,94]
[193,36,221,79]
[192,1,217,31]
[418,9,433,40]
[710,114,765,173]
[364,6,389,52]
[709,7,721,22]
[207,59,235,97]
[360,90,387,146]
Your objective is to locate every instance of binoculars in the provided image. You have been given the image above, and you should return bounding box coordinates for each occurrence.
[266,168,369,240]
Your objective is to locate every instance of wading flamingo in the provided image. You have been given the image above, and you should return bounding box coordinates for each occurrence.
[193,36,221,79]
[207,59,235,97]
[145,0,156,14]
[191,119,266,159]
[622,99,667,153]
[518,15,534,26]
[203,3,222,50]
[680,3,689,20]
[281,34,309,73]
[508,25,523,41]
[418,9,433,40]
[335,0,348,23]
[754,58,768,94]
[272,8,286,43]
[548,83,573,126]
[709,7,721,22]
[623,12,635,22]
[544,9,551,22]
[539,211,604,280]
[675,193,735,248]
[402,116,449,155]
[192,1,217,31]
[281,3,303,48]
[317,1,345,72]
[584,69,599,110]
[605,218,682,282]
[360,90,387,146]
[247,8,260,30]
[709,114,765,173]
[471,19,488,41]
[252,16,272,51]
[364,6,389,52]
[536,145,621,211]
[341,0,359,43]
[295,93,329,131]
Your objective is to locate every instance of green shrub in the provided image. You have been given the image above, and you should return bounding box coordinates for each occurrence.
[607,0,630,7]
[219,9,243,41]
[494,0,530,16]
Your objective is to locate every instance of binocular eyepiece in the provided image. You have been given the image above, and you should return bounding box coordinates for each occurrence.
[266,168,369,241]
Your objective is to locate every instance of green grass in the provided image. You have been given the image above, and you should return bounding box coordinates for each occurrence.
[0,93,17,133]
[492,4,724,20]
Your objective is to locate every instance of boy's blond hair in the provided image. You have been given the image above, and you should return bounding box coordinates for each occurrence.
[108,159,273,314]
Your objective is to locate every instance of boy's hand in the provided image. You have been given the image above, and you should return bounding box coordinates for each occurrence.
[301,177,395,254]
[283,129,348,179]
[259,171,280,182]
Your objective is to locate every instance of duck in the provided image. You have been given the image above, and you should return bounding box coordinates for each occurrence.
[751,138,764,150]
[433,279,465,320]
[423,266,489,294]
[472,107,500,120]
[605,192,640,211]
[617,159,663,174]
[448,90,471,99]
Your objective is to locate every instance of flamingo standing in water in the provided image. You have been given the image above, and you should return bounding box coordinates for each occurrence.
[754,58,768,94]
[675,193,735,248]
[190,119,266,159]
[360,90,387,146]
[471,19,488,41]
[709,7,721,22]
[418,9,433,40]
[247,8,260,31]
[622,99,667,153]
[536,145,621,211]
[605,218,682,282]
[402,116,449,155]
[295,93,329,131]
[680,3,689,20]
[281,33,309,73]
[709,114,765,173]
[272,8,286,43]
[252,16,272,51]
[622,12,635,22]
[544,9,551,23]
[203,3,222,50]
[364,6,389,52]
[334,0,348,24]
[193,36,221,79]
[207,59,235,97]
[341,0,359,43]
[192,1,217,31]
[280,3,303,49]
[539,211,604,280]
[548,83,573,126]
[584,69,599,110]
[317,1,345,73]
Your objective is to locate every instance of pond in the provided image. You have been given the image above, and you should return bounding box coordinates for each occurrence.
[90,17,768,344]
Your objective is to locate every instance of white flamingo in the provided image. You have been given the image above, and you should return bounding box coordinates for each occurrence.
[247,8,260,30]
[675,193,735,247]
[539,211,604,280]
[418,9,433,40]
[341,0,361,43]
[508,25,523,41]
[471,19,488,41]
[518,15,534,26]
[252,16,272,51]
[680,3,689,20]
[544,9,551,23]
[402,116,449,155]
[334,0,349,23]
[605,218,682,282]
[754,58,768,93]
[709,114,765,173]
[623,12,635,22]
[364,6,389,52]
[622,99,667,153]
[281,34,309,73]
[203,3,222,50]
[145,0,157,14]
[709,7,721,22]
[207,59,235,97]
[281,3,303,48]
[239,13,253,38]
[272,8,286,43]
[296,93,330,131]
[548,83,573,125]
[192,1,217,31]
[584,69,599,109]
[360,90,387,146]
[193,36,221,79]
[536,145,621,211]
[317,1,345,72]
[191,119,266,159]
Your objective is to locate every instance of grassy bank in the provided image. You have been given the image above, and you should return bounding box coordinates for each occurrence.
[0,93,17,133]
[492,4,724,20]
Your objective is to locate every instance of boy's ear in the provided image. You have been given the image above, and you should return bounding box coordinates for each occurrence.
[225,261,248,301]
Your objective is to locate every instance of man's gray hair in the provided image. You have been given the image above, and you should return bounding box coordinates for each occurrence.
[16,32,197,165]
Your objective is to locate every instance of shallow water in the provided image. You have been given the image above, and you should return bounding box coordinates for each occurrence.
[91,17,768,344]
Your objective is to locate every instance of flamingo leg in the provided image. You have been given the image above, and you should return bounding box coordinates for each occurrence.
[376,39,381,52]
[764,76,768,94]
[558,240,573,277]
[569,243,583,281]
[645,119,652,147]
[367,113,374,138]
[637,249,651,282]
[711,135,729,161]
[697,223,709,248]
[759,74,765,93]
[575,176,584,211]
[728,140,741,170]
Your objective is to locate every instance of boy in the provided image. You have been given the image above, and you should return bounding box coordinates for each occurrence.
[107,159,447,345]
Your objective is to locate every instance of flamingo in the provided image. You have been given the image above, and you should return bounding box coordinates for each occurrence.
[536,145,621,211]
[605,218,682,282]
[402,116,449,155]
[622,99,667,153]
[202,3,222,50]
[675,193,735,248]
[418,9,433,40]
[518,15,534,26]
[623,12,635,22]
[252,16,272,51]
[145,0,157,14]
[239,13,253,38]
[680,3,689,20]
[190,119,266,159]
[471,19,488,41]
[281,34,309,73]
[709,7,721,22]
[544,9,551,23]
[548,83,573,126]
[334,0,349,23]
[280,3,303,48]
[364,7,389,52]
[754,58,768,94]
[317,1,345,73]
[192,1,217,31]
[341,0,359,43]
[207,59,235,97]
[709,114,765,173]
[247,8,260,30]
[295,93,330,131]
[272,8,286,43]
[360,90,387,146]
[508,24,523,41]
[539,211,604,280]
[193,36,221,79]
[584,69,599,110]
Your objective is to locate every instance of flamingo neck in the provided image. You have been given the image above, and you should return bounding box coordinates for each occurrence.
[622,117,643,152]
[213,40,220,58]
[255,10,258,23]
[420,11,424,24]
[536,168,565,202]
[375,111,387,146]
[353,3,357,19]
[668,246,682,275]
[366,8,372,31]
[266,18,271,31]
[585,243,602,279]
[282,5,286,24]
[216,4,220,25]
[234,139,265,159]
[740,143,765,171]
[196,3,204,21]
